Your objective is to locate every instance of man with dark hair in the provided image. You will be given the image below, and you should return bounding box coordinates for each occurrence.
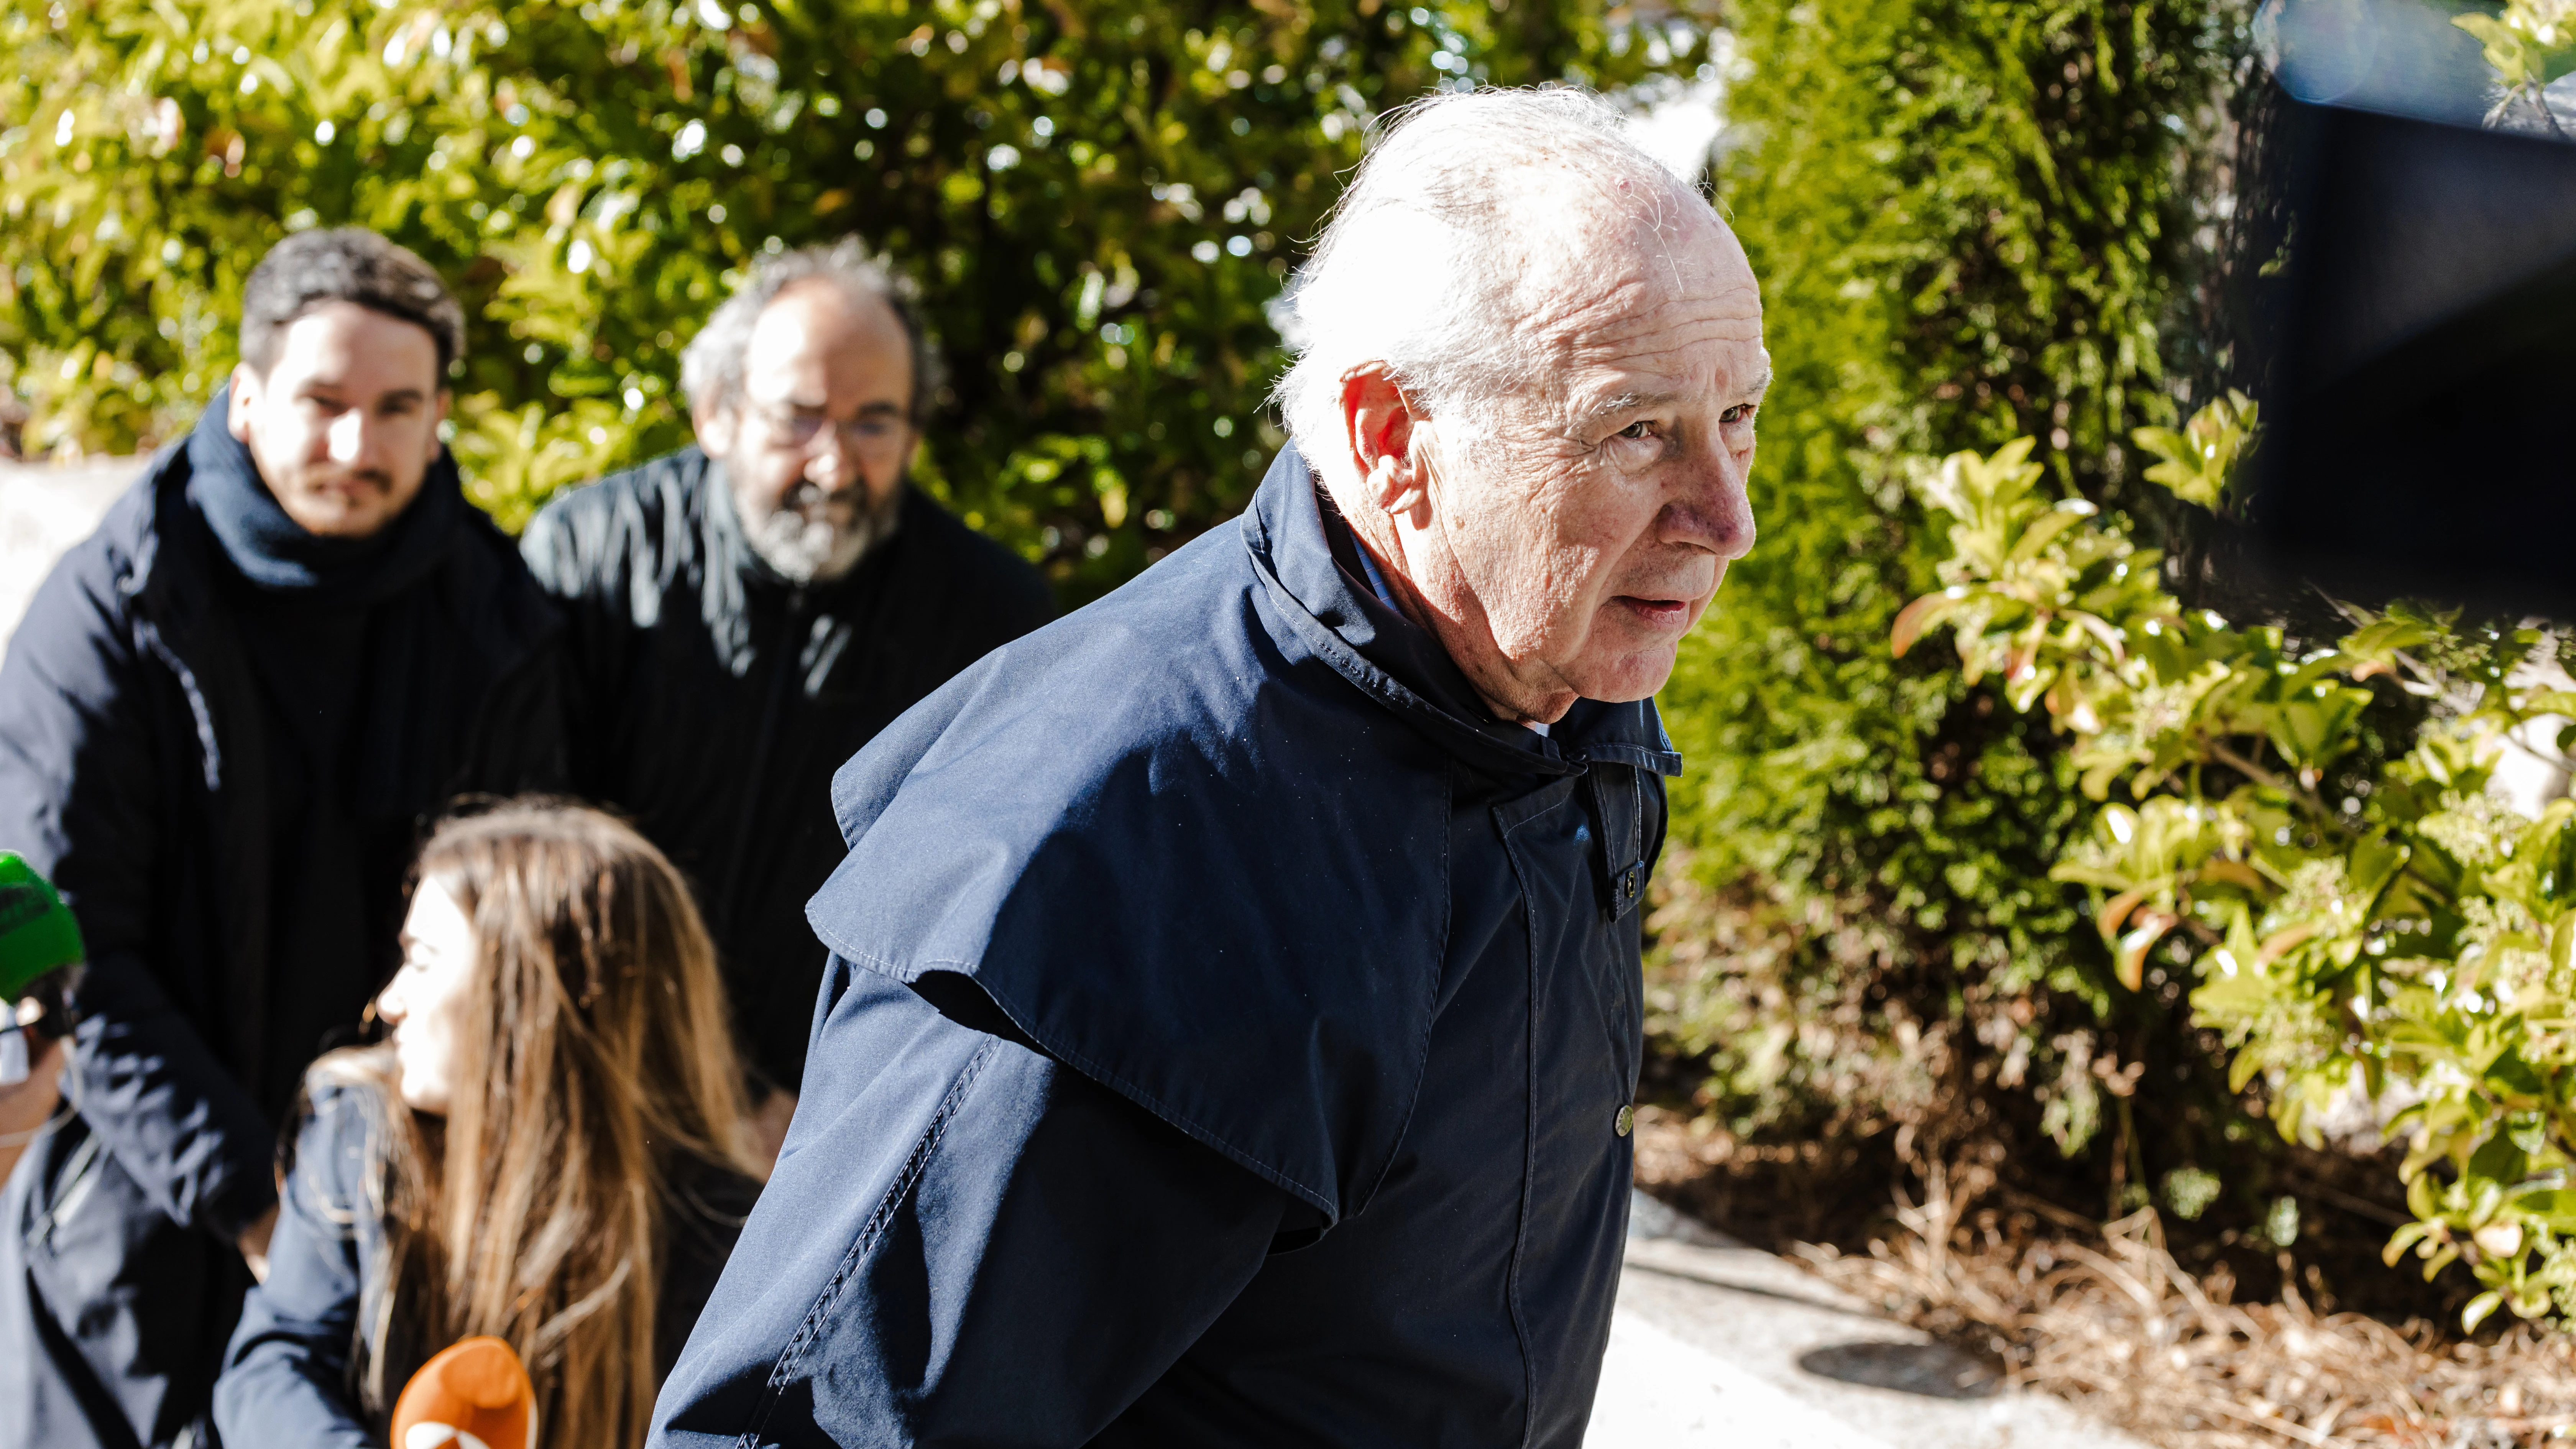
[521,239,1051,1148]
[0,227,566,1449]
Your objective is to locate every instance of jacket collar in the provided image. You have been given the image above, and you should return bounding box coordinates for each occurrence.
[1238,445,1680,779]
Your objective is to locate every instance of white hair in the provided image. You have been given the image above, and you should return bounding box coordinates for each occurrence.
[681,237,935,420]
[1271,86,1709,467]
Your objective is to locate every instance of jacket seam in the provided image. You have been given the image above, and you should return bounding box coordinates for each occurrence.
[823,945,1341,1220]
[738,1038,997,1448]
[1493,794,1567,1446]
[133,621,221,793]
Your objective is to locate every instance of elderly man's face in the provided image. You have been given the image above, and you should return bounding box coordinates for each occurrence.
[698,280,917,582]
[1344,199,1764,724]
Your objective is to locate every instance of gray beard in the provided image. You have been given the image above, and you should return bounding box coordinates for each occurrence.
[734,478,904,584]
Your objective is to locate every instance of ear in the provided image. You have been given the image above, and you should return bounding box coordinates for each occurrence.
[226,363,261,444]
[427,389,452,463]
[1337,365,1431,522]
[695,399,739,460]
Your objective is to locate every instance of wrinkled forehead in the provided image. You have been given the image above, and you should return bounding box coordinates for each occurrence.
[741,281,912,400]
[1515,181,1758,351]
[1472,199,1756,419]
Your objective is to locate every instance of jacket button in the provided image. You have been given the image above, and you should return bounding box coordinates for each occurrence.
[1614,1106,1634,1137]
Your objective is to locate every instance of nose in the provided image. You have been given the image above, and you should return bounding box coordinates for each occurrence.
[324,399,389,469]
[327,407,368,466]
[803,430,859,494]
[376,978,406,1027]
[1659,438,1757,562]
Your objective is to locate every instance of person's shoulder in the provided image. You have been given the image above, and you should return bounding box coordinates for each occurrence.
[888,524,1260,741]
[825,519,1362,848]
[540,445,711,523]
[519,446,712,590]
[433,494,565,652]
[69,445,194,588]
[4,447,190,658]
[897,489,1054,621]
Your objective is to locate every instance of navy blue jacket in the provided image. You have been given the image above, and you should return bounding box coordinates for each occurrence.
[0,440,565,1449]
[211,1081,759,1447]
[650,447,1674,1447]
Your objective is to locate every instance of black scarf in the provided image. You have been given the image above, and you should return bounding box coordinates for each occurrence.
[182,387,482,823]
[184,387,463,606]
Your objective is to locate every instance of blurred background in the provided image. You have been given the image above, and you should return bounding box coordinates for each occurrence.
[12,0,2576,1439]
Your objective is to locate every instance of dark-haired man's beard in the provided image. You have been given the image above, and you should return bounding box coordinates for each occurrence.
[735,474,904,584]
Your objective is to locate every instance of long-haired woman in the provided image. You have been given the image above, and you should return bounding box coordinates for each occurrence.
[213,800,766,1447]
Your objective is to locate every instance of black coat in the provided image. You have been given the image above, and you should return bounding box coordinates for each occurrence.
[0,440,566,1449]
[211,1081,758,1447]
[650,447,1674,1447]
[519,449,1053,1094]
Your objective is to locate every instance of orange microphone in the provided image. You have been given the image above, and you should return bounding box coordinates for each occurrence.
[390,1336,537,1449]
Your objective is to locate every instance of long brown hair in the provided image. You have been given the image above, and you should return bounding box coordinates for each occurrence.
[307,800,762,1448]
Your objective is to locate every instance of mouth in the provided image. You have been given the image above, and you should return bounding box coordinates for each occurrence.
[310,474,391,504]
[1612,596,1693,630]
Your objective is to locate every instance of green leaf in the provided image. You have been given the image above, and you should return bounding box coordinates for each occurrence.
[2462,1290,2506,1334]
[2350,835,2409,902]
[1889,589,1968,658]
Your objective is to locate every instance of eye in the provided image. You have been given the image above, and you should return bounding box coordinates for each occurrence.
[1722,402,1759,427]
[1615,420,1656,441]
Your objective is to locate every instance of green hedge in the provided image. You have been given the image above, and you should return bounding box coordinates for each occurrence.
[1652,0,2242,1180]
[12,0,2273,1200]
[0,0,1708,596]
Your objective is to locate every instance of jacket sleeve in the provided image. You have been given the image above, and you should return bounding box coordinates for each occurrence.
[649,961,1288,1449]
[212,1088,383,1449]
[0,539,276,1240]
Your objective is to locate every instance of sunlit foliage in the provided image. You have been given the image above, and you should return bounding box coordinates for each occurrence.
[1912,399,2576,1331]
[1649,0,2244,1189]
[0,0,1711,593]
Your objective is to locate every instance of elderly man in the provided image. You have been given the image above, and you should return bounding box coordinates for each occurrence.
[0,229,565,1449]
[651,88,1763,1446]
[521,243,1051,1137]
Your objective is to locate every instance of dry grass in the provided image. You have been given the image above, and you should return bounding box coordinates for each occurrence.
[1786,1160,2576,1447]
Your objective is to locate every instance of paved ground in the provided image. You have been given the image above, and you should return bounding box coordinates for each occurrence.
[3,459,2142,1447]
[1597,1192,2145,1447]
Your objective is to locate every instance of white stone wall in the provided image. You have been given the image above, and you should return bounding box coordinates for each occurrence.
[0,458,142,656]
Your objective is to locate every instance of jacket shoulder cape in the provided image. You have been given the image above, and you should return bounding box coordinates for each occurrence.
[807,518,1458,1222]
[519,445,1053,672]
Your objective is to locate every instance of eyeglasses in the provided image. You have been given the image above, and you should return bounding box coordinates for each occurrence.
[741,399,912,456]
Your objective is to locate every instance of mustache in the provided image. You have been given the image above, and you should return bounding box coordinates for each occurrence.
[781,479,858,515]
[309,466,399,492]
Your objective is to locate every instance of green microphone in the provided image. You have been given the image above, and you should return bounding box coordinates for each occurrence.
[0,852,84,1087]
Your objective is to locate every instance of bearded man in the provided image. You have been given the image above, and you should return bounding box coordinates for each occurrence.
[520,242,1051,1146]
[651,87,1766,1447]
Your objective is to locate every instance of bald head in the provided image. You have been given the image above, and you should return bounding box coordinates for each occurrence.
[1272,86,1767,728]
[1277,87,1750,449]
